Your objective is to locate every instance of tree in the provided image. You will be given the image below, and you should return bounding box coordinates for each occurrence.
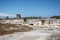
[6,16,9,19]
[41,19,45,25]
[0,18,2,21]
[24,18,27,22]
[50,15,60,19]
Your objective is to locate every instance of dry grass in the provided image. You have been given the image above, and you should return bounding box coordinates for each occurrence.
[0,23,33,35]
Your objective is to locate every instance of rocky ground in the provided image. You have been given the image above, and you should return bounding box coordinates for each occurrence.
[0,23,60,40]
[0,30,60,40]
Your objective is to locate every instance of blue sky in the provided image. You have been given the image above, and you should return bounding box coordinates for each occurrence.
[0,0,60,17]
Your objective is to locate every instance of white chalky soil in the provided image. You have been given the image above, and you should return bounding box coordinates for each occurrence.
[0,30,60,40]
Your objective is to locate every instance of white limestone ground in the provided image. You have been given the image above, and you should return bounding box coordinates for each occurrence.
[0,19,60,40]
[1,19,60,28]
[0,30,60,40]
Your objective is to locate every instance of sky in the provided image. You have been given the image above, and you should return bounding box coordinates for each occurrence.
[0,0,60,18]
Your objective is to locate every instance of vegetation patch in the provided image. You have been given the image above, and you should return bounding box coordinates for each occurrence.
[0,24,33,35]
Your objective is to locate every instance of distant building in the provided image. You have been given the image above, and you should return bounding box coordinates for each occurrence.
[16,14,21,19]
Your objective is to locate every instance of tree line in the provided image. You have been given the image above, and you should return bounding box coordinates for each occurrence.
[0,15,60,20]
[50,15,60,19]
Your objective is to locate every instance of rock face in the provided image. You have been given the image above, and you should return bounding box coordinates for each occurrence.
[0,24,33,35]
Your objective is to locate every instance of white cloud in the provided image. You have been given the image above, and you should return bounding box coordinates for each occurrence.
[0,13,14,17]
